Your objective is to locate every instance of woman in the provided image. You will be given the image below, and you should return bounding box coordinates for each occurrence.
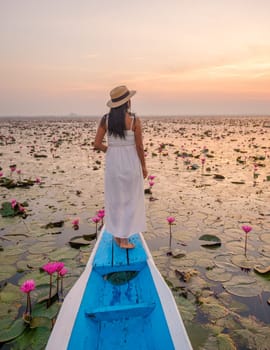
[94,85,147,249]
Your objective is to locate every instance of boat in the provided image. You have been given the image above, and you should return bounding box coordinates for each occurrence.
[46,228,193,350]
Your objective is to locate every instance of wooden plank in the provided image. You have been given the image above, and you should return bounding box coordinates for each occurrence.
[85,302,156,321]
[112,239,128,267]
[128,234,147,266]
[93,231,113,269]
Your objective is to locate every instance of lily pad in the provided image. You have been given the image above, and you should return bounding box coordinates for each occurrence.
[0,318,26,343]
[199,234,221,248]
[30,317,52,329]
[0,283,22,304]
[259,233,270,244]
[253,264,270,274]
[18,271,50,287]
[231,255,257,269]
[43,220,64,229]
[258,246,270,258]
[205,268,232,282]
[217,334,237,350]
[48,246,79,260]
[69,236,91,248]
[28,242,56,255]
[0,303,20,319]
[83,233,97,241]
[0,265,17,282]
[174,295,197,322]
[200,297,229,321]
[0,202,16,217]
[32,301,60,320]
[8,325,51,350]
[213,174,225,180]
[223,275,262,297]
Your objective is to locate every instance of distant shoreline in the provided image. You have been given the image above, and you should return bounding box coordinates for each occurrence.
[0,114,269,122]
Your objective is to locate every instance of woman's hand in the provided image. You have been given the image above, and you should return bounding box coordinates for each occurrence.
[142,166,148,179]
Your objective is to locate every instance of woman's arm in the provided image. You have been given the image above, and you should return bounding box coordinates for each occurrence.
[94,120,107,153]
[134,117,148,178]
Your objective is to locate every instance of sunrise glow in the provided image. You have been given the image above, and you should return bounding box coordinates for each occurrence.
[0,0,269,116]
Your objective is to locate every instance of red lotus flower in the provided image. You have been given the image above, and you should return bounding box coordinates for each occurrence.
[11,199,17,208]
[167,216,175,224]
[43,262,58,275]
[55,262,65,273]
[241,225,252,256]
[97,209,105,219]
[242,225,252,234]
[92,216,101,224]
[59,267,68,277]
[72,218,79,226]
[20,279,36,293]
[167,216,175,254]
[20,279,36,318]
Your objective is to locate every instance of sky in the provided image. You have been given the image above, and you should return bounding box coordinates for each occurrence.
[0,0,270,117]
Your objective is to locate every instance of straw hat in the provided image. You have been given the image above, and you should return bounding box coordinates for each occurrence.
[107,85,136,108]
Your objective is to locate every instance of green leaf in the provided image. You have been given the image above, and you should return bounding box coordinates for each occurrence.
[205,268,232,282]
[69,236,91,248]
[223,275,262,297]
[217,334,237,350]
[9,326,51,350]
[0,265,17,282]
[199,234,221,248]
[0,318,26,343]
[32,301,60,319]
[0,202,16,217]
[0,283,22,304]
[30,317,52,329]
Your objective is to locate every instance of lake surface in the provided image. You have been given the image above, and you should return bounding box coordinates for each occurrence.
[0,116,270,349]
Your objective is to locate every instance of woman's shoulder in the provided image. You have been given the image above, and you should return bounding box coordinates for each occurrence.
[100,114,108,128]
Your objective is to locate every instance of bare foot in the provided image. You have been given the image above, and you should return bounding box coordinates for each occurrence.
[119,238,135,249]
[114,237,121,246]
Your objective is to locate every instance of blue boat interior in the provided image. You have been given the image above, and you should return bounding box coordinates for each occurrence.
[67,231,175,350]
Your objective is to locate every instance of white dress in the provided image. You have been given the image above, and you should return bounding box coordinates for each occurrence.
[105,117,146,238]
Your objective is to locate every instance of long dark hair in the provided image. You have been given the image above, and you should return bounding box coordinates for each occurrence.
[100,102,135,139]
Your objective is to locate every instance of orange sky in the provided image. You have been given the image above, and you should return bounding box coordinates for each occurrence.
[0,0,270,116]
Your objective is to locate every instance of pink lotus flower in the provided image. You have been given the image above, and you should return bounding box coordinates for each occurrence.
[10,165,16,172]
[58,267,68,300]
[92,215,101,236]
[167,216,175,224]
[201,158,206,165]
[97,209,105,219]
[18,204,25,213]
[43,262,58,307]
[149,181,154,187]
[16,169,21,174]
[35,177,41,184]
[20,279,36,318]
[92,216,101,224]
[167,216,176,253]
[20,279,36,293]
[242,225,252,234]
[59,267,68,277]
[11,199,17,208]
[55,262,65,273]
[72,218,79,226]
[43,262,58,275]
[0,171,3,177]
[241,225,252,256]
[148,175,156,181]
